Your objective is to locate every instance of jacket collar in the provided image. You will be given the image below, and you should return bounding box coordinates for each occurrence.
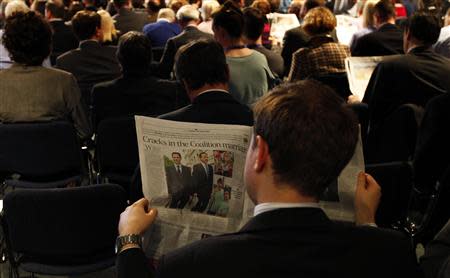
[192,90,237,105]
[239,207,332,233]
[79,40,101,49]
[378,23,399,32]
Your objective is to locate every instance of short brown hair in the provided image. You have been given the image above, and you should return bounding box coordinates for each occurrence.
[253,80,358,198]
[71,10,101,40]
[302,6,336,35]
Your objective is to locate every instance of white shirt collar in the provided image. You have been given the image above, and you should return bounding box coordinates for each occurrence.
[157,18,170,23]
[254,202,321,216]
[197,89,229,97]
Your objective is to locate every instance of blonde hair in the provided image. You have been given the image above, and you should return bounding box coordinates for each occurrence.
[200,0,219,21]
[362,0,378,28]
[97,10,117,43]
[5,0,29,18]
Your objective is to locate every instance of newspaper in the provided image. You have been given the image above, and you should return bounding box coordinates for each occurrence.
[267,13,300,48]
[136,116,364,258]
[335,15,360,46]
[345,56,385,100]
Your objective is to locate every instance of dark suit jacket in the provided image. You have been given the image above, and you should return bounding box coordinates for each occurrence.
[49,19,78,66]
[414,93,450,193]
[117,208,423,278]
[159,91,253,125]
[157,26,213,79]
[56,40,121,105]
[165,164,192,196]
[363,47,450,140]
[143,20,181,48]
[113,8,149,36]
[191,163,213,198]
[352,23,404,57]
[91,74,188,129]
[281,27,337,77]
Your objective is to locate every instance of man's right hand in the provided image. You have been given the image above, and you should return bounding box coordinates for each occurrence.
[354,172,381,226]
[119,198,158,236]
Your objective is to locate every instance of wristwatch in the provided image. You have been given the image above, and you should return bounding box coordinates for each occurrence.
[115,234,142,254]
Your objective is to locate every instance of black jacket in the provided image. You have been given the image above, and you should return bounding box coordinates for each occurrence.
[352,23,404,57]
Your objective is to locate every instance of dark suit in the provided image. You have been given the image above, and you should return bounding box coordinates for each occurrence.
[143,20,181,48]
[157,26,213,79]
[113,8,149,36]
[191,163,213,212]
[363,47,450,147]
[281,27,337,77]
[49,19,78,66]
[129,91,253,202]
[56,40,121,106]
[117,208,422,278]
[91,74,188,129]
[165,164,192,208]
[352,23,404,57]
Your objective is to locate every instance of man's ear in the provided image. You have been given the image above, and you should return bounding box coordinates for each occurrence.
[253,135,269,173]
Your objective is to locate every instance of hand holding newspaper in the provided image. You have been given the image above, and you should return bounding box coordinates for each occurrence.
[135,116,364,259]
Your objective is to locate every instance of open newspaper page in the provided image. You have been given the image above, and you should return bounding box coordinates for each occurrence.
[267,13,300,48]
[135,116,252,259]
[335,15,360,46]
[345,56,385,100]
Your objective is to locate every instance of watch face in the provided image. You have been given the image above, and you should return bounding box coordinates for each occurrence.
[115,235,142,254]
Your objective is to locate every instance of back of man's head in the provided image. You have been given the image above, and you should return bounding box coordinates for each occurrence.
[176,4,199,23]
[2,11,52,66]
[405,12,440,46]
[175,39,228,91]
[253,81,358,198]
[373,0,396,23]
[113,0,129,9]
[243,7,264,41]
[157,8,176,22]
[117,31,153,75]
[45,0,65,19]
[71,10,101,40]
[302,0,324,15]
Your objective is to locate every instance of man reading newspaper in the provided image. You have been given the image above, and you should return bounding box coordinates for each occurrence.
[116,81,422,278]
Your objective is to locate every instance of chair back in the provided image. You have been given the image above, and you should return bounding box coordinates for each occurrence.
[0,121,82,182]
[2,184,127,274]
[96,117,139,190]
[365,103,424,164]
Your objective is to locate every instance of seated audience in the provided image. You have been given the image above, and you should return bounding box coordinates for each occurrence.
[352,0,404,56]
[157,4,212,79]
[0,11,91,139]
[197,0,220,34]
[281,0,338,77]
[45,0,79,65]
[288,7,349,81]
[243,7,284,77]
[212,1,273,106]
[91,31,187,128]
[362,12,450,161]
[349,0,377,53]
[116,80,422,278]
[98,9,118,45]
[433,7,450,58]
[56,10,121,106]
[287,0,303,19]
[112,0,148,35]
[129,39,253,202]
[142,8,181,48]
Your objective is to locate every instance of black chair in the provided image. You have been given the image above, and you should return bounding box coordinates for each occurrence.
[365,161,414,228]
[364,103,424,164]
[95,117,139,194]
[311,72,352,100]
[0,121,84,189]
[1,184,127,277]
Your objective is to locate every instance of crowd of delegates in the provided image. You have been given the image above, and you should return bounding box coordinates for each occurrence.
[1,0,450,276]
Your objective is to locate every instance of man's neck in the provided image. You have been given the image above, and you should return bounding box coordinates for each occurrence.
[378,19,395,29]
[188,83,229,102]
